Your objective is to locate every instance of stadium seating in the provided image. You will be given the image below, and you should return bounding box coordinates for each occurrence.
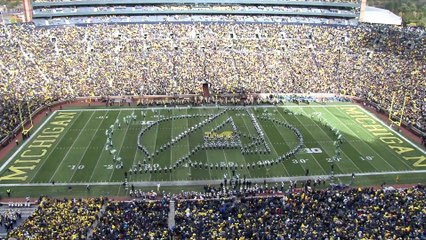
[0,23,425,143]
[6,186,425,238]
[173,186,426,239]
[92,199,170,239]
[7,197,105,239]
[0,209,22,233]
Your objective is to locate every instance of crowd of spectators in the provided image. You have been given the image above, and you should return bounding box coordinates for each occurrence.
[92,198,170,239]
[0,209,22,232]
[1,22,425,143]
[173,185,426,239]
[34,15,358,26]
[8,197,105,239]
[5,185,425,239]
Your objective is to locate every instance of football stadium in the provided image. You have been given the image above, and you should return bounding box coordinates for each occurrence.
[0,0,425,238]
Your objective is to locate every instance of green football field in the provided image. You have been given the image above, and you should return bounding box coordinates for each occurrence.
[0,103,425,192]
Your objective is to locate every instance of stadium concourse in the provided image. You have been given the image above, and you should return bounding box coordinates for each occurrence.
[0,23,425,146]
[3,184,425,239]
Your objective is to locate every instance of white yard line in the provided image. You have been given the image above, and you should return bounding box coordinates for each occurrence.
[29,112,83,183]
[47,111,96,183]
[254,109,292,177]
[322,106,397,171]
[89,110,125,183]
[275,108,325,175]
[186,109,201,180]
[2,169,425,187]
[169,109,174,181]
[129,131,143,183]
[67,111,107,183]
[0,112,57,172]
[238,110,261,179]
[300,107,362,173]
[221,149,231,178]
[214,109,232,178]
[146,111,161,182]
[107,111,132,182]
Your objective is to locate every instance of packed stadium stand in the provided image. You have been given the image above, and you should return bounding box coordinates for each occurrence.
[92,199,170,239]
[0,203,35,238]
[4,185,426,239]
[1,23,425,146]
[7,197,105,239]
[172,186,426,239]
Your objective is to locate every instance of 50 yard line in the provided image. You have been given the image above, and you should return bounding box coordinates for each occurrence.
[253,109,292,177]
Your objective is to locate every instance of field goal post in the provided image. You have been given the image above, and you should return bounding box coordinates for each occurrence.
[18,101,34,135]
[388,92,409,127]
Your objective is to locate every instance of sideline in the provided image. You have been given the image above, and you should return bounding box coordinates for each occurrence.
[0,169,425,187]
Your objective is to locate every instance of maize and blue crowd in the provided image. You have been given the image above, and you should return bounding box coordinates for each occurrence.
[8,197,105,239]
[6,184,426,239]
[1,22,425,143]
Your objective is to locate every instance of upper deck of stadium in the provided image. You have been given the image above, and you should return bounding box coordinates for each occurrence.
[32,0,360,5]
[27,0,362,26]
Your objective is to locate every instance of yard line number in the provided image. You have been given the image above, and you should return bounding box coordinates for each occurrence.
[104,164,122,170]
[304,148,322,154]
[326,157,342,163]
[69,164,85,170]
[292,159,309,164]
[360,156,374,161]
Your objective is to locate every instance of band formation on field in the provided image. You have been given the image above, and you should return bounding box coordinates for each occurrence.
[0,104,425,186]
